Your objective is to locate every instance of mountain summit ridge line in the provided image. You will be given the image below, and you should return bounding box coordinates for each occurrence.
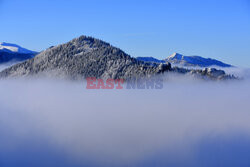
[0,35,235,80]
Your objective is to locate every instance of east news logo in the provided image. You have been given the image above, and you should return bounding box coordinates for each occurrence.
[86,77,163,89]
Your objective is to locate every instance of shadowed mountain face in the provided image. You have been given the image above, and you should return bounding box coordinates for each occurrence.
[0,51,35,64]
[0,36,171,80]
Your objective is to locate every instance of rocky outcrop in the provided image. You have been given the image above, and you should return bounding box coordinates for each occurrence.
[157,63,171,73]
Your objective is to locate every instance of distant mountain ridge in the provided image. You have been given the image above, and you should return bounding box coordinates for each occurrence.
[137,53,232,68]
[0,42,36,54]
[0,42,37,65]
[137,57,165,64]
[165,53,232,67]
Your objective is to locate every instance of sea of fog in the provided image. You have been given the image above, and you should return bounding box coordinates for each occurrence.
[0,68,250,167]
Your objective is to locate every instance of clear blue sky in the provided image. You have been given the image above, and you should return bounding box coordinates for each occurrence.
[0,0,249,67]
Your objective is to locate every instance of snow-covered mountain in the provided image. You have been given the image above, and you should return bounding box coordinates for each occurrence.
[0,42,37,65]
[0,36,235,80]
[0,42,36,54]
[136,53,232,68]
[165,53,232,67]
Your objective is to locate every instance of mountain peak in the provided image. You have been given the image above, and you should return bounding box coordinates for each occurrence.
[168,52,183,60]
[70,35,111,47]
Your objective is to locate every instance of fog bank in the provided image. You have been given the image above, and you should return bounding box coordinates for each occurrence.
[0,77,250,167]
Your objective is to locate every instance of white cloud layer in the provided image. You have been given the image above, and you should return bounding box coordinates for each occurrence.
[0,71,250,167]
